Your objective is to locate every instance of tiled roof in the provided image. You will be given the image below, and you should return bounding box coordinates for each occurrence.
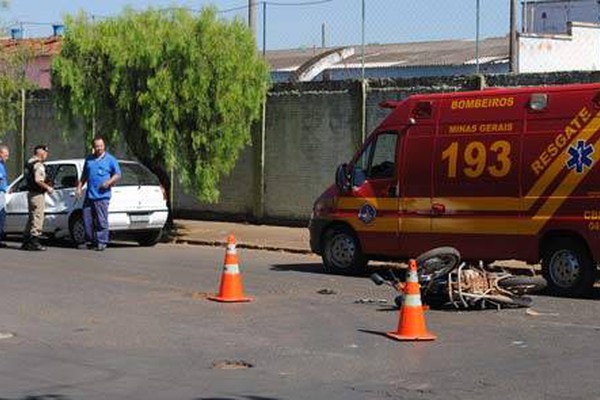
[0,36,62,56]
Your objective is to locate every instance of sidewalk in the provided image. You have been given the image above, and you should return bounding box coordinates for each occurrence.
[173,219,312,254]
[171,220,533,271]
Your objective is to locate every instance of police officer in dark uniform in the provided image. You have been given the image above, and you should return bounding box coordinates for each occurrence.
[21,145,53,251]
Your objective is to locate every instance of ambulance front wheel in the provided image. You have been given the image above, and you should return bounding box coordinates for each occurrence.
[322,226,368,275]
[542,238,595,297]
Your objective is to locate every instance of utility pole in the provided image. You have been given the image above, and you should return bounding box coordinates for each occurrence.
[475,0,480,74]
[361,0,365,80]
[262,2,267,56]
[249,0,257,39]
[509,0,518,73]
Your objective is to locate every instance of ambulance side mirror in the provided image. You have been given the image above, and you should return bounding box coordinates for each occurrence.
[335,163,351,192]
[352,166,366,187]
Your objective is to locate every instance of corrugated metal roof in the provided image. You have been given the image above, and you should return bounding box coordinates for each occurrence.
[267,36,509,71]
[0,35,509,71]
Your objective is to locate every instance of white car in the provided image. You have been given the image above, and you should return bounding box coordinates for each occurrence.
[4,159,169,246]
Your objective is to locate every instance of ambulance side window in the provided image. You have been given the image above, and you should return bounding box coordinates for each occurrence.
[356,132,397,180]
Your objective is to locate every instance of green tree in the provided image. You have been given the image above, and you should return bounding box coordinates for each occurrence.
[0,1,35,138]
[52,7,270,203]
[0,45,35,133]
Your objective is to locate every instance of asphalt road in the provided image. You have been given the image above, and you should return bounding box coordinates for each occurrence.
[0,241,599,400]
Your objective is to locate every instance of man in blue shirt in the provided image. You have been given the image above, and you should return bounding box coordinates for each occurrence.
[76,137,121,251]
[0,144,9,248]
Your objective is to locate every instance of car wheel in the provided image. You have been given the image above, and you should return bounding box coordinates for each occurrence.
[136,229,163,247]
[542,239,595,297]
[69,213,86,245]
[322,226,367,275]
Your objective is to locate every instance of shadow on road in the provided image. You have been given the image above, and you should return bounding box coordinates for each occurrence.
[194,396,282,400]
[0,238,140,251]
[357,328,392,338]
[270,263,400,278]
[0,395,72,400]
[270,263,327,274]
[579,286,600,300]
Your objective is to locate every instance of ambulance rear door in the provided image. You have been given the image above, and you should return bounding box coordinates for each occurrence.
[400,99,437,256]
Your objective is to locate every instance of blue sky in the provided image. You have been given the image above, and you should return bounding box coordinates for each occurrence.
[3,0,513,50]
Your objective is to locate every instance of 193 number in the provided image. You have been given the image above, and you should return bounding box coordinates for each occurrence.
[441,140,512,179]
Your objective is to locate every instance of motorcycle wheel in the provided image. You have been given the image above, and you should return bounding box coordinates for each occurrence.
[415,247,461,276]
[497,275,547,295]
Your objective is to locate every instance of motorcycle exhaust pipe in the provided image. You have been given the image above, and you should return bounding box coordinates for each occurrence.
[370,272,386,286]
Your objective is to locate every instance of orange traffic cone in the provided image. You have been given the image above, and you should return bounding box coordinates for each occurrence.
[208,235,253,303]
[386,259,436,341]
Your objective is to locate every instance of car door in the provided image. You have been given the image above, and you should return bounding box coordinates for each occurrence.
[44,163,81,232]
[4,176,30,233]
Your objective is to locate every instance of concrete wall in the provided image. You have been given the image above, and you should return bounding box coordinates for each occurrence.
[5,71,600,225]
[263,88,360,219]
[172,145,256,218]
[1,91,86,181]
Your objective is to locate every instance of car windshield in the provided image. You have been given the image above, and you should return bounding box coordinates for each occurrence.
[116,163,160,186]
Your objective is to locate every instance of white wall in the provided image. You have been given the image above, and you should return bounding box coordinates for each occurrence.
[519,22,600,73]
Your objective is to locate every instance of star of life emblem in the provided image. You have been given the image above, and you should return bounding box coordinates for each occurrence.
[566,140,594,174]
[358,204,377,224]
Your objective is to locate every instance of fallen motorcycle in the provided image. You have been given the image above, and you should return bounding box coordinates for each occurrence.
[370,247,547,310]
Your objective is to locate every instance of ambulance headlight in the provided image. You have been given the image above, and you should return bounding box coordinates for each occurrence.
[313,196,334,217]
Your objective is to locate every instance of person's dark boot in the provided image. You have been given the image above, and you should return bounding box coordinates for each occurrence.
[26,237,46,251]
[20,236,31,250]
[33,237,46,251]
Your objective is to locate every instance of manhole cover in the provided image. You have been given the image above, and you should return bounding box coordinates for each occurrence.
[211,360,254,370]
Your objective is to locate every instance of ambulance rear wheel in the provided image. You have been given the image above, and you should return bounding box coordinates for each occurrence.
[322,226,367,275]
[542,239,595,297]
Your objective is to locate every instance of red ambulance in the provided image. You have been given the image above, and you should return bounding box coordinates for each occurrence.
[309,83,600,297]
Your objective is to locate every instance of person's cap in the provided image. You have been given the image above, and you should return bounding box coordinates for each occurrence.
[34,144,48,152]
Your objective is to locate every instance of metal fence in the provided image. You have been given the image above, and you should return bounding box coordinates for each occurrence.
[6,1,513,55]
[245,0,510,51]
[10,0,600,76]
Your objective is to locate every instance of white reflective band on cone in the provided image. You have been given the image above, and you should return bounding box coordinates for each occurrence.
[403,293,423,307]
[407,271,418,282]
[227,246,236,253]
[224,264,240,274]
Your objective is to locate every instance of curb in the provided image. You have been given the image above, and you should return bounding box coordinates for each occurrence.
[172,238,313,255]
